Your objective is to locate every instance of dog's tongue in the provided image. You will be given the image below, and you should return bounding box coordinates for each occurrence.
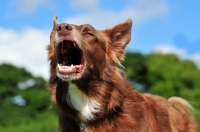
[57,64,83,74]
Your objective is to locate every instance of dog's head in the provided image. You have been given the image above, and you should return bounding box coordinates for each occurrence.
[48,16,132,81]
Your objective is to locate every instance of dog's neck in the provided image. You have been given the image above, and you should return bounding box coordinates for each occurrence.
[66,82,101,122]
[66,73,126,122]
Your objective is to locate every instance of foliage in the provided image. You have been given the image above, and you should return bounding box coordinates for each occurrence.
[0,63,58,131]
[123,52,148,91]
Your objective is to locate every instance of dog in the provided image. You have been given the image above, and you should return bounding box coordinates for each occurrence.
[47,15,197,132]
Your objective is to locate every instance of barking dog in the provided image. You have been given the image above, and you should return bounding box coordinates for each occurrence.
[47,16,197,132]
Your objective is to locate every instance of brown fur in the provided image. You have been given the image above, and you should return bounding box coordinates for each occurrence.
[47,15,197,132]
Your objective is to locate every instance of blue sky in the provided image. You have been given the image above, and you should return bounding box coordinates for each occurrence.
[0,0,200,78]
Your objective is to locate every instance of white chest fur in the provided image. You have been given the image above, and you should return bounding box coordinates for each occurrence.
[66,83,100,121]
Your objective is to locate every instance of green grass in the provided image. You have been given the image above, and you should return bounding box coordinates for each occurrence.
[0,111,59,132]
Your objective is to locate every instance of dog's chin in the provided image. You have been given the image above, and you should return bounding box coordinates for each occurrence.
[57,72,81,81]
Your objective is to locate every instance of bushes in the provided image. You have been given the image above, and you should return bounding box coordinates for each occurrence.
[0,63,57,131]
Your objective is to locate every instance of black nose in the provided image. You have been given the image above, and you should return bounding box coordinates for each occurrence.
[57,23,72,32]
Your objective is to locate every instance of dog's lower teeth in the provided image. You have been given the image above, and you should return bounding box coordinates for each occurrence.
[69,64,73,70]
[57,64,62,69]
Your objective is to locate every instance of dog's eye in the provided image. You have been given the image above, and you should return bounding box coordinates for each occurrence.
[85,32,94,36]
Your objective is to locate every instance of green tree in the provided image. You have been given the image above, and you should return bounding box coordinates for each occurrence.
[0,63,51,126]
[122,52,148,91]
[146,53,200,99]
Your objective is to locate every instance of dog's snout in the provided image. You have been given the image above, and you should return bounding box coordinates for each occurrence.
[56,23,72,33]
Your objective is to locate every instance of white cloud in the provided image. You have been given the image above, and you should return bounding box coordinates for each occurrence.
[8,0,54,15]
[0,27,50,79]
[153,44,200,67]
[70,0,99,10]
[189,53,200,67]
[153,44,187,56]
[65,0,168,29]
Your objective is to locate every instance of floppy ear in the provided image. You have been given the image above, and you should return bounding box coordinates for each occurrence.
[105,19,132,63]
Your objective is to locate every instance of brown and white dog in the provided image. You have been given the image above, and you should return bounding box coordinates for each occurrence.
[47,15,197,132]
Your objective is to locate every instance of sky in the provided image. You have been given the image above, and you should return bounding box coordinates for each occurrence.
[0,0,200,79]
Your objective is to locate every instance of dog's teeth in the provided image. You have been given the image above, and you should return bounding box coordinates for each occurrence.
[57,64,62,69]
[69,64,73,70]
[73,42,76,47]
[62,61,69,65]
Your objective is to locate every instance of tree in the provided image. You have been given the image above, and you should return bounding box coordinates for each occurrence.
[0,63,50,126]
[146,53,200,99]
[122,52,148,91]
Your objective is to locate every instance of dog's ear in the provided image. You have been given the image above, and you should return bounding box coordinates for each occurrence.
[48,15,59,61]
[104,19,132,63]
[50,15,59,43]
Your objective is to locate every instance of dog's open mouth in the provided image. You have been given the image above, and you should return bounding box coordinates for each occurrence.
[56,40,84,75]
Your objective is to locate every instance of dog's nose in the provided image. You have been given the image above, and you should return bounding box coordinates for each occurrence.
[56,23,72,34]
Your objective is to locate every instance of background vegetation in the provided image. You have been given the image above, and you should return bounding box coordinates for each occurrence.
[0,52,199,131]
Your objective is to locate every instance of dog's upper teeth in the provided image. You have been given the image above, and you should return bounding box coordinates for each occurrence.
[73,42,76,47]
[63,61,68,65]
